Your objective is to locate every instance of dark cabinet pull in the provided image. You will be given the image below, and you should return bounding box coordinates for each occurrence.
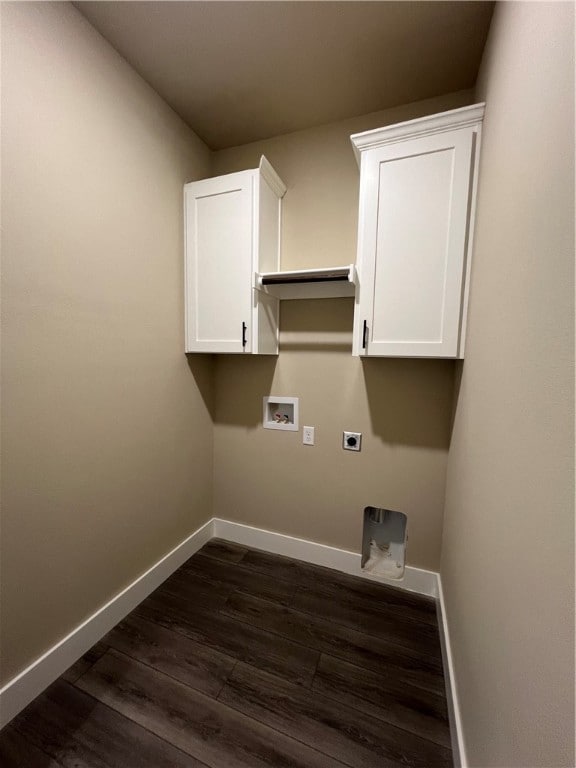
[242,321,247,348]
[362,320,368,350]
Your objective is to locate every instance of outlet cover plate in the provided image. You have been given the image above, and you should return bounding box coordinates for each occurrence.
[303,426,315,445]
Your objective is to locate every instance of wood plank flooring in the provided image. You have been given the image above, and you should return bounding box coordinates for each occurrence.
[0,539,453,767]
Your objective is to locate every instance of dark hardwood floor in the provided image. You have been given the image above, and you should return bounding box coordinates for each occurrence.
[0,539,453,767]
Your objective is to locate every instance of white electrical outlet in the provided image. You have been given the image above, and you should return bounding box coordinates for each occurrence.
[303,426,315,446]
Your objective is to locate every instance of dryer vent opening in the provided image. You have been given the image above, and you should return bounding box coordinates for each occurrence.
[361,507,407,580]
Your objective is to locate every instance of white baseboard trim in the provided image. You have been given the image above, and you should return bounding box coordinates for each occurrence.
[213,518,438,598]
[0,516,440,730]
[436,574,467,767]
[0,518,214,729]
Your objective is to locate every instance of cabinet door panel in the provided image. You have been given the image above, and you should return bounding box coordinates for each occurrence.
[185,173,253,353]
[361,129,473,357]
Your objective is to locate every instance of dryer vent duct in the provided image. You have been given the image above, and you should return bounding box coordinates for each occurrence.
[361,507,407,579]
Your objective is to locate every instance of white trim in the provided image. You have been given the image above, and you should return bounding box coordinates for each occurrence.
[436,573,468,767]
[0,518,214,729]
[350,103,485,163]
[213,518,438,598]
[457,124,482,358]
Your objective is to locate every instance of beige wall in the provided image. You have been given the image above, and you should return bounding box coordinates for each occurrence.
[211,91,473,569]
[0,2,214,684]
[441,3,575,767]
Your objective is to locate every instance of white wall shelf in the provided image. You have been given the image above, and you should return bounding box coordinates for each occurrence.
[256,265,356,300]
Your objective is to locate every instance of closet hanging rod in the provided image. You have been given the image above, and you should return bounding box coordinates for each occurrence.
[262,274,348,285]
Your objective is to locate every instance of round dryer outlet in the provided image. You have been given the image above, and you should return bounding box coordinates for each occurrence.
[343,431,362,451]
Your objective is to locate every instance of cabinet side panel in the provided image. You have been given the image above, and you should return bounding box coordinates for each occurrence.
[253,174,280,353]
[255,290,279,355]
[258,178,281,273]
[457,127,482,357]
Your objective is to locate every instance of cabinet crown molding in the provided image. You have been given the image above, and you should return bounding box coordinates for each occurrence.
[350,102,485,164]
[259,155,287,198]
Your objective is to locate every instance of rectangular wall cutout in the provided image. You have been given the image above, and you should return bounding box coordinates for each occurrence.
[361,506,407,579]
[263,396,299,431]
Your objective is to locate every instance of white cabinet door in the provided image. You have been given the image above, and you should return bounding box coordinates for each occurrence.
[354,127,475,358]
[185,172,253,353]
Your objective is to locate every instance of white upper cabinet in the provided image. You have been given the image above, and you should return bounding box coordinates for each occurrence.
[351,104,484,358]
[184,156,286,354]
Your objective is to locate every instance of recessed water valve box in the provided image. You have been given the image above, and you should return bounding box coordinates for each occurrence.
[263,396,299,431]
[343,431,362,451]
